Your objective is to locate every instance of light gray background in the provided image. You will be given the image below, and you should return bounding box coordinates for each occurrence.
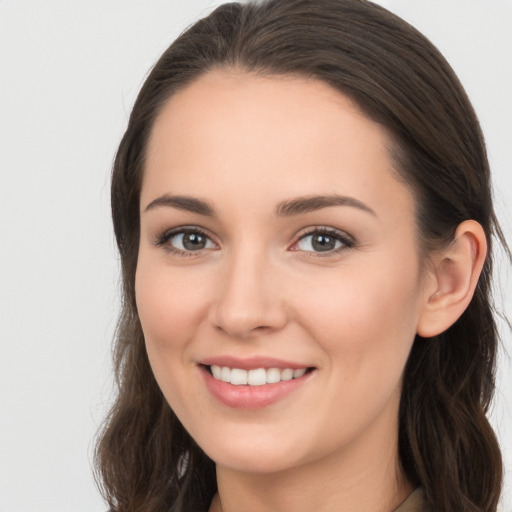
[0,1,510,511]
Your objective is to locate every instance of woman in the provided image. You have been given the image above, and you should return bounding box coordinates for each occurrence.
[95,1,507,511]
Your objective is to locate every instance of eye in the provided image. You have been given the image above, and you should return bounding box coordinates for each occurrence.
[291,228,354,254]
[155,228,217,255]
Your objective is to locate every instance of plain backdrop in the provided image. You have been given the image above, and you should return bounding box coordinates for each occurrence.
[0,1,510,511]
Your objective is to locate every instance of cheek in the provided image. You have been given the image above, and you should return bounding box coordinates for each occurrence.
[134,261,215,421]
[135,261,210,358]
[297,259,423,381]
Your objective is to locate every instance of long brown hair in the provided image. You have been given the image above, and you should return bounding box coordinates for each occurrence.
[95,1,507,511]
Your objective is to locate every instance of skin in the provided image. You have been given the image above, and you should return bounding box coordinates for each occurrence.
[135,70,485,512]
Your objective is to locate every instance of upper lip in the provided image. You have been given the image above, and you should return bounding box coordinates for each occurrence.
[199,356,313,371]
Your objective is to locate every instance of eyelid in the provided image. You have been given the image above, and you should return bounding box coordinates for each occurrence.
[153,225,219,256]
[153,224,355,257]
[289,226,355,255]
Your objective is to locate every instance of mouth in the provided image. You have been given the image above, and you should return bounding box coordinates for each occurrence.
[204,364,314,386]
[198,357,317,408]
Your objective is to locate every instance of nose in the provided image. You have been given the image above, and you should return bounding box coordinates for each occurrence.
[209,247,289,339]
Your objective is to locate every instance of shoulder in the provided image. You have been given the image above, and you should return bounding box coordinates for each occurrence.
[393,488,429,512]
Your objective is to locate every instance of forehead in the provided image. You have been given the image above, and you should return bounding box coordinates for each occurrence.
[142,69,414,223]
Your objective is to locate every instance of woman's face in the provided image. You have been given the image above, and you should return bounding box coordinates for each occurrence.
[136,70,431,474]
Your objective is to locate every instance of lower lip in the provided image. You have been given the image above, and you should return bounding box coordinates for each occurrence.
[200,366,313,409]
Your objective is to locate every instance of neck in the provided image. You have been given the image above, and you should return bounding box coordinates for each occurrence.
[210,423,413,512]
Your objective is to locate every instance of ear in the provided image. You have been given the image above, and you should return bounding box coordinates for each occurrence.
[417,220,487,338]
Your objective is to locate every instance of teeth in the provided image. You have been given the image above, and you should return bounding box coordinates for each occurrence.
[266,367,281,384]
[281,368,293,381]
[230,368,248,385]
[247,368,267,386]
[221,366,231,382]
[211,365,222,379]
[210,365,308,386]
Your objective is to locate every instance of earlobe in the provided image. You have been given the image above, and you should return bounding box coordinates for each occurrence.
[417,220,487,338]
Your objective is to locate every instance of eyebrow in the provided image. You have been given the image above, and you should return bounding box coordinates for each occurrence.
[144,193,376,217]
[144,194,216,216]
[274,194,376,217]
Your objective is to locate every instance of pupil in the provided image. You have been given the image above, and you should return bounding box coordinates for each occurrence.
[312,234,335,252]
[183,232,205,250]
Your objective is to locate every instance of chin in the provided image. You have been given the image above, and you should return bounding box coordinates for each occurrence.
[191,429,300,474]
[211,449,305,475]
[197,426,334,476]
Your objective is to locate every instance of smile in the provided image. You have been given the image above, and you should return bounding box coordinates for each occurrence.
[209,365,308,386]
[199,359,315,409]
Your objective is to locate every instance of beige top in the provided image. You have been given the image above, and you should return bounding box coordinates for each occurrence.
[393,488,427,512]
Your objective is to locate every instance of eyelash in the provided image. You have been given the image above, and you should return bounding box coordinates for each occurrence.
[154,227,217,257]
[291,227,355,257]
[153,226,355,258]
